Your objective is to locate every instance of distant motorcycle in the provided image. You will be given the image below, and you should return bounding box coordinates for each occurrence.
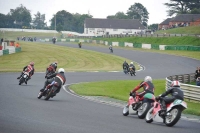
[145,98,187,127]
[109,47,113,53]
[78,42,82,48]
[123,92,155,119]
[129,66,136,76]
[123,66,129,74]
[37,81,58,100]
[18,71,29,85]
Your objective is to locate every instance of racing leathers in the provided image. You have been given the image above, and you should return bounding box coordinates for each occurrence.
[123,62,129,72]
[131,81,155,99]
[45,63,57,78]
[40,72,66,96]
[157,87,184,115]
[17,65,35,80]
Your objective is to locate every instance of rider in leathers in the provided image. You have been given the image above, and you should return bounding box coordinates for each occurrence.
[129,62,136,73]
[123,61,129,73]
[130,76,155,100]
[40,68,66,97]
[45,62,57,78]
[156,80,184,116]
[17,62,35,84]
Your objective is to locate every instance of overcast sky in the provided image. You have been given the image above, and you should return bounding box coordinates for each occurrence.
[0,0,170,26]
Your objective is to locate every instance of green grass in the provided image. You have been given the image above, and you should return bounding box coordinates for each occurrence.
[155,25,200,35]
[94,36,200,46]
[0,41,136,72]
[69,80,200,116]
[83,42,200,60]
[0,31,62,41]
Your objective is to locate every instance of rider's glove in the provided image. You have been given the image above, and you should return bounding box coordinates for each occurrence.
[129,92,132,96]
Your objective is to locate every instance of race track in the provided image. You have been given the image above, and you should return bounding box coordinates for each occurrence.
[0,42,199,133]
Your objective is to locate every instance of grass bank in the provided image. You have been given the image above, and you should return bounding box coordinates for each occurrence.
[95,36,200,46]
[0,31,61,40]
[0,41,135,72]
[155,25,200,35]
[69,80,200,116]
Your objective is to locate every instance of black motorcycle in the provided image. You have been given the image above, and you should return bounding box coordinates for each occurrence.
[109,47,113,53]
[129,66,136,76]
[123,66,129,74]
[37,81,58,100]
[19,72,29,85]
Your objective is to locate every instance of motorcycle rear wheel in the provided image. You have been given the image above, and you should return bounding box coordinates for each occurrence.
[165,108,181,127]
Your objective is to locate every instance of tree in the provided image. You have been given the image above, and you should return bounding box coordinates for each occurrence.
[9,4,32,28]
[50,10,74,32]
[148,24,158,30]
[164,0,200,16]
[126,3,149,27]
[107,12,129,19]
[32,12,46,29]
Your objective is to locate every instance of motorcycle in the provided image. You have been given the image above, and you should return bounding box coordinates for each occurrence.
[145,98,187,127]
[129,67,136,76]
[78,42,82,48]
[123,66,129,74]
[37,81,59,100]
[109,47,113,53]
[123,92,155,119]
[19,71,29,85]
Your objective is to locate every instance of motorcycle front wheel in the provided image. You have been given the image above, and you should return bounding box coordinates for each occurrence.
[122,105,129,116]
[138,102,151,119]
[145,107,154,123]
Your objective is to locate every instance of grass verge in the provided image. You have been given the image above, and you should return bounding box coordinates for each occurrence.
[0,41,136,72]
[69,80,200,116]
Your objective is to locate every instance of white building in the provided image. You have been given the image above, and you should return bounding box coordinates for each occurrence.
[84,18,145,36]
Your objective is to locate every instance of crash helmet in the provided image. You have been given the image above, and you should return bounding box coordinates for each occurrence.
[58,68,65,73]
[171,80,180,87]
[144,76,152,83]
[30,62,34,66]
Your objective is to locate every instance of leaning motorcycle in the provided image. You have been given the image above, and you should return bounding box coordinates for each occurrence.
[37,81,59,100]
[129,67,136,76]
[123,66,128,74]
[123,92,155,119]
[109,48,113,53]
[145,98,187,127]
[19,71,29,85]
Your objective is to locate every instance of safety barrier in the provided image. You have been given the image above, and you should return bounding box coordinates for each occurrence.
[166,74,200,102]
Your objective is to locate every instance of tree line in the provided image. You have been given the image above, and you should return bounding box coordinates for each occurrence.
[0,0,199,33]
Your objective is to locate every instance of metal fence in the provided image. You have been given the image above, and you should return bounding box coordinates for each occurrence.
[166,73,200,102]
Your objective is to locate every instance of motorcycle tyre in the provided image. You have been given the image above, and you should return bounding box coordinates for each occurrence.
[122,105,129,116]
[138,102,151,119]
[165,107,181,127]
[145,107,154,123]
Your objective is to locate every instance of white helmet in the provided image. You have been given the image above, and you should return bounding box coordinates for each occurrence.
[130,62,133,64]
[58,68,65,73]
[171,80,180,87]
[144,76,152,82]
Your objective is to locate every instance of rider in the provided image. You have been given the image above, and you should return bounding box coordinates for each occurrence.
[109,45,112,50]
[130,76,155,100]
[123,61,129,73]
[45,62,57,78]
[129,62,136,74]
[40,68,66,97]
[17,62,35,84]
[156,80,184,116]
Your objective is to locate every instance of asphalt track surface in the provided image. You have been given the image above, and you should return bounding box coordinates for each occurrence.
[0,42,200,133]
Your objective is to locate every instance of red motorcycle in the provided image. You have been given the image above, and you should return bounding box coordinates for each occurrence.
[37,81,59,100]
[145,98,187,127]
[123,92,155,119]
